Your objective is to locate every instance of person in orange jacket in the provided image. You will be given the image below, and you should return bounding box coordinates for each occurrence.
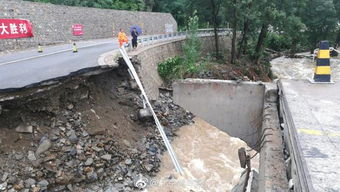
[118,29,128,47]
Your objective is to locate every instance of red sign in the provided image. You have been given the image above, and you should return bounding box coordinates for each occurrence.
[72,24,84,36]
[0,19,34,39]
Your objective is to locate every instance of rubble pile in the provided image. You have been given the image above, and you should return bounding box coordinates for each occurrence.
[0,67,193,192]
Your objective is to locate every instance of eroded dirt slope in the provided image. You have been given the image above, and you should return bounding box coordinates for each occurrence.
[0,65,193,192]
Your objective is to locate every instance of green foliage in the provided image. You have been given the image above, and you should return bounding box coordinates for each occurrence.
[182,11,201,75]
[265,33,290,52]
[302,0,338,50]
[24,0,147,11]
[157,56,183,81]
[158,12,205,81]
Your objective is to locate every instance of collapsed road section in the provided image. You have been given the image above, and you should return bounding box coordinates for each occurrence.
[0,63,194,191]
[0,60,291,192]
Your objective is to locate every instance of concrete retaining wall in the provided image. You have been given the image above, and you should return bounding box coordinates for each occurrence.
[258,84,288,192]
[130,35,231,100]
[172,79,264,146]
[172,79,288,191]
[0,0,177,51]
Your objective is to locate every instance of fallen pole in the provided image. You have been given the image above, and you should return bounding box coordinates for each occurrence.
[119,47,183,175]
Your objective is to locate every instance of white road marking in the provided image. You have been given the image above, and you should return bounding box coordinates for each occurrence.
[0,41,112,66]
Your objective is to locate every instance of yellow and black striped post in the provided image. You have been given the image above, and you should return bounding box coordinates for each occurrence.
[314,41,331,82]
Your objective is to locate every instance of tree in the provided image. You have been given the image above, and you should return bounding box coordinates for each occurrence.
[194,0,223,58]
[237,0,253,58]
[153,0,191,28]
[302,0,338,52]
[333,0,340,48]
[252,0,284,64]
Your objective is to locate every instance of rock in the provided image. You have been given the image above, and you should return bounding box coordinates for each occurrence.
[1,172,8,182]
[97,168,104,177]
[82,130,89,137]
[14,153,23,160]
[15,124,33,134]
[92,146,103,152]
[85,158,94,166]
[68,130,78,144]
[69,148,77,156]
[88,128,106,136]
[114,183,124,190]
[67,184,73,191]
[24,178,36,188]
[37,180,49,189]
[86,172,98,182]
[0,182,7,190]
[122,140,131,147]
[59,127,66,132]
[43,154,56,162]
[101,154,112,161]
[13,182,24,190]
[138,108,153,121]
[32,186,40,192]
[28,151,37,161]
[67,104,74,110]
[35,139,52,156]
[144,163,153,172]
[7,176,17,184]
[129,80,138,90]
[84,167,93,173]
[125,159,132,165]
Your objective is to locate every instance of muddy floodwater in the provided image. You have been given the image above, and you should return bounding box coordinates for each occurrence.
[271,54,340,81]
[146,118,259,192]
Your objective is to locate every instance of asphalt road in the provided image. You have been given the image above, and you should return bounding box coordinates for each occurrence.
[0,38,118,90]
[280,79,340,192]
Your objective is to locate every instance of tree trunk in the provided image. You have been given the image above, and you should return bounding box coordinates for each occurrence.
[336,30,340,49]
[214,24,220,58]
[210,0,220,58]
[254,24,268,65]
[237,2,252,59]
[231,0,237,64]
[290,38,297,57]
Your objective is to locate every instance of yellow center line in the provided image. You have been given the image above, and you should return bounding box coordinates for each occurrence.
[298,128,340,137]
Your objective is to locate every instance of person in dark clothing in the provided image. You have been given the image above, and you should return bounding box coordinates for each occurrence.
[131,28,139,49]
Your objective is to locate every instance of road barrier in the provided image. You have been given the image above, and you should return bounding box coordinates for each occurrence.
[72,43,78,53]
[38,44,43,53]
[127,28,232,51]
[313,41,331,83]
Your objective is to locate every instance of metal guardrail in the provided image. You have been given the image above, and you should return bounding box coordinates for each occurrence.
[127,28,232,50]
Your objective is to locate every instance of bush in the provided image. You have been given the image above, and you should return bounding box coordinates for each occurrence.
[158,11,205,82]
[157,56,183,81]
[265,32,291,52]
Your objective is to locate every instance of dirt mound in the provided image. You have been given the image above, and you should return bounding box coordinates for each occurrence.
[0,65,193,191]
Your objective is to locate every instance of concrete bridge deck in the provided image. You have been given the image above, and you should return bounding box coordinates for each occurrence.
[279,79,340,192]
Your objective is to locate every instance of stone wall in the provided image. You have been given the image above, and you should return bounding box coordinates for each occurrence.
[0,0,177,51]
[129,35,231,100]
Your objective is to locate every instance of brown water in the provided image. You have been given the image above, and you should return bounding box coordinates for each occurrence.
[146,118,259,192]
[271,55,340,81]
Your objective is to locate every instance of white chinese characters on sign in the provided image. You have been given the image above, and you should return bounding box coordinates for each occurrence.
[0,23,28,35]
[0,23,9,35]
[10,23,18,34]
[19,23,28,34]
[0,19,33,39]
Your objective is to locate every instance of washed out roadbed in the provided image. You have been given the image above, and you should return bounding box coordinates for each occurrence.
[0,65,193,192]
